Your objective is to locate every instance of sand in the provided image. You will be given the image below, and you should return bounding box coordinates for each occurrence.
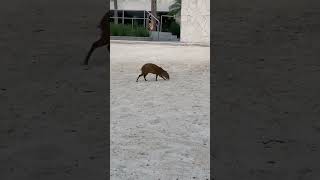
[1,0,109,179]
[213,0,320,179]
[110,42,210,179]
[0,0,210,179]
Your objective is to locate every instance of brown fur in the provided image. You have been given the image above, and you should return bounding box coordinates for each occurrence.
[83,12,110,65]
[136,63,170,82]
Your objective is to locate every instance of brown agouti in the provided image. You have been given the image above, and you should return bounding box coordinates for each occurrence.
[83,12,110,65]
[136,63,170,82]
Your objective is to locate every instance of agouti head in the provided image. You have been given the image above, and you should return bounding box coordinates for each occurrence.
[161,70,170,80]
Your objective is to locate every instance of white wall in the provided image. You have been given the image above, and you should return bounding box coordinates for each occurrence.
[180,0,210,45]
[110,0,174,11]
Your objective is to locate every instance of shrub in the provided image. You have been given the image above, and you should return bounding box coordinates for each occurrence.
[168,21,180,38]
[110,23,150,37]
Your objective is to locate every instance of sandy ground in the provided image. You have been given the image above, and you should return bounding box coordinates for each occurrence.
[0,0,210,179]
[5,0,320,179]
[110,42,210,179]
[213,0,320,179]
[0,0,109,179]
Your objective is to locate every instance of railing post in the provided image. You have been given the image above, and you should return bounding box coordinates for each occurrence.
[160,15,163,32]
[143,11,146,28]
[131,18,134,29]
[122,10,124,25]
[157,23,160,41]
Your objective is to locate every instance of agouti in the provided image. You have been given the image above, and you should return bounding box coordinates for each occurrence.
[136,63,170,82]
[83,12,110,65]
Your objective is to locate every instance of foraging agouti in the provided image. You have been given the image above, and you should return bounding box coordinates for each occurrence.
[136,63,170,82]
[83,12,110,65]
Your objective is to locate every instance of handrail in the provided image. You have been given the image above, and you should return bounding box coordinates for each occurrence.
[110,17,146,20]
[160,15,175,32]
[144,10,160,24]
[109,10,161,40]
[110,17,146,29]
[144,10,160,40]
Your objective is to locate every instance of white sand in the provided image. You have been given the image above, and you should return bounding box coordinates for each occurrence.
[0,0,209,179]
[110,41,210,179]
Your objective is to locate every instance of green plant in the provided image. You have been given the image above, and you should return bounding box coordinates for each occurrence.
[169,0,181,17]
[110,23,150,37]
[168,21,180,38]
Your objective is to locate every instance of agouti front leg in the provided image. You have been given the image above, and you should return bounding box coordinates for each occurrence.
[144,74,147,81]
[156,75,158,81]
[160,75,165,80]
[84,38,108,65]
[136,73,143,82]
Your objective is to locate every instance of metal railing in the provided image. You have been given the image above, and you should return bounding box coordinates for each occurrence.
[110,17,146,29]
[144,10,160,40]
[160,15,175,32]
[109,9,161,40]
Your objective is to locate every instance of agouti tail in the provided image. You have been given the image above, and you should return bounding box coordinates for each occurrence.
[136,63,170,82]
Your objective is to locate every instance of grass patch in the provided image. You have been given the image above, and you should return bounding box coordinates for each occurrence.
[111,23,150,37]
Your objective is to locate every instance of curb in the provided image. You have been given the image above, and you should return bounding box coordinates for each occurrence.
[110,40,210,47]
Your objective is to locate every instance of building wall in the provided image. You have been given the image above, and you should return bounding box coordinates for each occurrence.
[110,0,174,11]
[180,0,210,45]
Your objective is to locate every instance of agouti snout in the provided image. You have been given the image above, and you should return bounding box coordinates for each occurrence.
[136,63,170,82]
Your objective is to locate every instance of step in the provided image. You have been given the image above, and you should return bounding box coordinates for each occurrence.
[150,31,179,41]
[110,36,152,41]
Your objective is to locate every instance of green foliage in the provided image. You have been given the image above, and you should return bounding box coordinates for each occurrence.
[168,21,180,38]
[168,0,181,16]
[110,23,150,37]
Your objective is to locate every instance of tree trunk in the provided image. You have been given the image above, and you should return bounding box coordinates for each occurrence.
[114,0,118,24]
[150,0,157,31]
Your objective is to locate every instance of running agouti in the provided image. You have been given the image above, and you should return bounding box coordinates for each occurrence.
[136,63,170,82]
